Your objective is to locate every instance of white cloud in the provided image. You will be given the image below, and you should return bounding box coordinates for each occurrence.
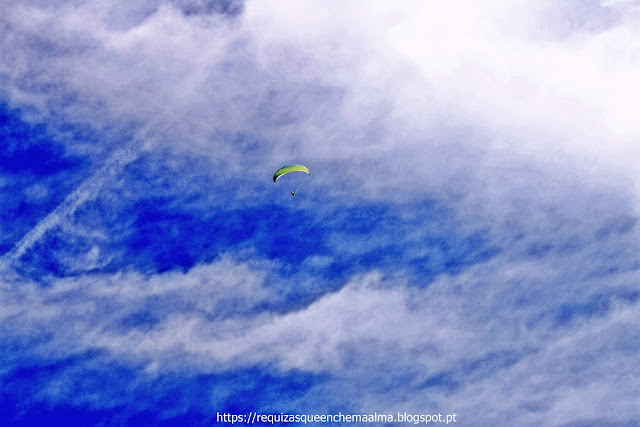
[3,244,637,423]
[243,0,640,199]
[3,0,640,200]
[2,0,640,423]
[0,147,138,272]
[0,254,279,363]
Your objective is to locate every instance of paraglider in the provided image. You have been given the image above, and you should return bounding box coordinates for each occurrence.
[272,164,310,182]
[273,164,310,196]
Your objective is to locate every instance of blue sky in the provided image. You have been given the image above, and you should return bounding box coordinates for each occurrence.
[1,0,640,425]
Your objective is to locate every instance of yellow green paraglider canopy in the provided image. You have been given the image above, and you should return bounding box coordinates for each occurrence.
[273,164,310,182]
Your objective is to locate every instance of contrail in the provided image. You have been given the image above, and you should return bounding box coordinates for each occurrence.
[0,145,140,274]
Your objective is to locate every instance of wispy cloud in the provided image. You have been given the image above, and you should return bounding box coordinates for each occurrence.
[0,146,138,274]
[1,0,639,424]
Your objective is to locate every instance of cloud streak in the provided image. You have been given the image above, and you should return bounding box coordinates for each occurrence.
[0,146,138,274]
